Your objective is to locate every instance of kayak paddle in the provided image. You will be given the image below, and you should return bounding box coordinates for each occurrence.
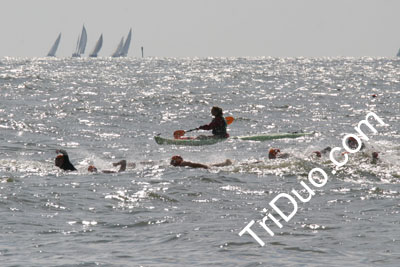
[173,116,234,139]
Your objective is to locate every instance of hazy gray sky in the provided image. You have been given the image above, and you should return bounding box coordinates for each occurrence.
[1,0,399,58]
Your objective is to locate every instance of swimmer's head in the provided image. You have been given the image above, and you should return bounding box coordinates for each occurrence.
[88,165,98,173]
[313,151,322,158]
[372,152,379,159]
[268,148,280,159]
[314,147,331,158]
[347,137,360,149]
[55,154,64,167]
[170,155,183,166]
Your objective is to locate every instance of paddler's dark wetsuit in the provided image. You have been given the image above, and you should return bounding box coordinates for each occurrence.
[55,149,77,171]
[199,115,229,138]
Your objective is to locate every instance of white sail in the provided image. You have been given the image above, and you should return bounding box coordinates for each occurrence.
[79,26,87,54]
[47,33,61,57]
[72,25,87,57]
[89,34,103,57]
[72,36,80,57]
[120,29,132,57]
[112,37,124,57]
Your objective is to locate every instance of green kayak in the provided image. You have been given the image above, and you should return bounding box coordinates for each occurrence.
[154,132,313,146]
[154,136,226,146]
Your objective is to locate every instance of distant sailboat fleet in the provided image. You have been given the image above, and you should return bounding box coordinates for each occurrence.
[46,25,134,58]
[48,26,397,57]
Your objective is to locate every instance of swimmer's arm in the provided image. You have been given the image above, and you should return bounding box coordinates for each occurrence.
[211,159,232,167]
[181,161,209,169]
[112,160,127,172]
[102,170,116,174]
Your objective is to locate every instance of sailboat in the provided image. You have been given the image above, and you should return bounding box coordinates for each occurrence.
[72,25,87,57]
[47,33,61,57]
[397,48,400,57]
[120,29,132,57]
[112,37,125,57]
[89,34,103,57]
[111,28,132,57]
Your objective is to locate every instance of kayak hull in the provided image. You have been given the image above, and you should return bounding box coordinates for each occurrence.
[154,132,313,146]
[154,136,226,146]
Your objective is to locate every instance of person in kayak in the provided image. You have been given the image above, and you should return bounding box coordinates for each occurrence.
[88,160,127,173]
[170,155,232,169]
[55,149,77,171]
[198,106,229,138]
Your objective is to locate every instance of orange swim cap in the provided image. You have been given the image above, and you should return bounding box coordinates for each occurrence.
[268,148,280,159]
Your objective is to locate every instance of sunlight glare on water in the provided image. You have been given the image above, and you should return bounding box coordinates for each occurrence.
[0,57,399,266]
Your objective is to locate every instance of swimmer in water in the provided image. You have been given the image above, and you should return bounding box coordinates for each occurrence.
[55,149,130,173]
[268,148,290,159]
[371,152,379,164]
[170,155,232,169]
[312,146,332,158]
[346,137,366,150]
[88,160,127,173]
[55,149,77,171]
[346,137,380,163]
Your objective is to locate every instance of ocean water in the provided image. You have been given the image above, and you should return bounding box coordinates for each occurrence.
[0,57,399,266]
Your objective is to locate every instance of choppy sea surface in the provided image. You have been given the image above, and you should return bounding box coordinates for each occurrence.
[0,57,399,266]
